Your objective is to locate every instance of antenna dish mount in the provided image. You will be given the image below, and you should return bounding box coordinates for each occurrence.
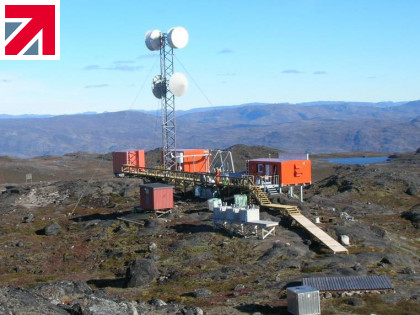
[145,29,162,51]
[169,72,188,97]
[167,27,189,49]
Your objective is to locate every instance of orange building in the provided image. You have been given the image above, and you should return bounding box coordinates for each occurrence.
[247,158,311,186]
[112,150,145,174]
[169,149,211,173]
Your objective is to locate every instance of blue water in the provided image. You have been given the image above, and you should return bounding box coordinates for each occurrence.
[324,156,389,165]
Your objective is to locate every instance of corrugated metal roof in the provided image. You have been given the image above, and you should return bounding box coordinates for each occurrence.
[303,276,393,292]
[287,285,319,294]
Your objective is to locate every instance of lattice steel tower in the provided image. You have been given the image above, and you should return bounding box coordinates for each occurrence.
[145,27,189,170]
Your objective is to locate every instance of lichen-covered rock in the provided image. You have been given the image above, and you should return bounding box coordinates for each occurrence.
[0,286,68,314]
[82,296,137,315]
[192,288,212,298]
[181,306,204,315]
[30,280,92,301]
[44,222,61,236]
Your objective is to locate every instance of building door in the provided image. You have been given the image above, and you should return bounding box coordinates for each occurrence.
[265,164,270,176]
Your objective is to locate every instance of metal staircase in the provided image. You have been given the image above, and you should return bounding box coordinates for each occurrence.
[266,186,279,196]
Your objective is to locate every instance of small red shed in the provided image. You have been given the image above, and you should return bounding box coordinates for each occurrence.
[247,158,312,186]
[139,183,174,211]
[112,150,145,174]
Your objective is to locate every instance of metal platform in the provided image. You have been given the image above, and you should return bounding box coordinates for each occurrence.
[213,219,279,240]
[247,220,278,239]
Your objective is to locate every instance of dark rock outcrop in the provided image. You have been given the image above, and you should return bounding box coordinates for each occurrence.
[44,222,61,236]
[125,258,158,288]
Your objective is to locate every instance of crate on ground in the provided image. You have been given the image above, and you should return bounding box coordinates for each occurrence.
[239,206,260,222]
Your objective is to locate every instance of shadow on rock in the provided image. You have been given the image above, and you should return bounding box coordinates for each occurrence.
[236,303,289,314]
[71,210,132,222]
[170,223,215,234]
[184,208,210,214]
[87,278,126,288]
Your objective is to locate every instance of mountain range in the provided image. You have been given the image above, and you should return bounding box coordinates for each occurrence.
[0,101,419,157]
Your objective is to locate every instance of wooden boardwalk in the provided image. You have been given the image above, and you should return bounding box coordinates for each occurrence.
[288,213,348,254]
[249,186,348,254]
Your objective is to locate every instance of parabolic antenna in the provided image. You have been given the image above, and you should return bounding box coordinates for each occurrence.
[167,27,189,49]
[145,29,162,51]
[169,72,188,97]
[152,75,166,99]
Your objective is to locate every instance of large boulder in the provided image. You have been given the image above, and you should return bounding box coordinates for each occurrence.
[126,258,158,288]
[403,204,420,228]
[44,222,61,236]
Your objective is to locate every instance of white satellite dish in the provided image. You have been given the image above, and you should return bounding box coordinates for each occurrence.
[152,75,166,99]
[167,27,189,49]
[169,72,188,96]
[145,29,162,51]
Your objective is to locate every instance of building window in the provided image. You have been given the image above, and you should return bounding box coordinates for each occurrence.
[258,164,263,173]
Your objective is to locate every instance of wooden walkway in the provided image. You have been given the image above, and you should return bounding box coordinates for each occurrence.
[249,185,348,254]
[288,213,348,254]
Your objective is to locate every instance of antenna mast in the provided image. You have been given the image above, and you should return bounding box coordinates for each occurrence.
[145,27,189,170]
[160,33,176,170]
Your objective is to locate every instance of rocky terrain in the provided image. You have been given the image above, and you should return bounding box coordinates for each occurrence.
[0,148,419,314]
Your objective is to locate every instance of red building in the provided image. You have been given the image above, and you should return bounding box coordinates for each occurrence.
[139,183,174,211]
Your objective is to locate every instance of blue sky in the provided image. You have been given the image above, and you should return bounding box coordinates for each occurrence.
[0,0,419,115]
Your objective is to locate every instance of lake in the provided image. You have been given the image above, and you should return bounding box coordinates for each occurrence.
[323,156,389,165]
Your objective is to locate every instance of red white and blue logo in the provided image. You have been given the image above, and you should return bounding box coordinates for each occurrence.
[0,0,60,60]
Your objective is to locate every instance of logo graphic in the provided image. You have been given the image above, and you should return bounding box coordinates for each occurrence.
[0,0,60,60]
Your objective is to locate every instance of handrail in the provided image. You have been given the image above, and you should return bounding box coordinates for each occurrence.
[121,165,254,188]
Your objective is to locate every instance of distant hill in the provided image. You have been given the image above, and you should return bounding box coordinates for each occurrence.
[138,101,406,116]
[0,101,419,157]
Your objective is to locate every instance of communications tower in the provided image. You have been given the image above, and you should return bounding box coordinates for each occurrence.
[145,27,189,170]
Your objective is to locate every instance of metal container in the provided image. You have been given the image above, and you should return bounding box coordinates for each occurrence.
[213,205,226,220]
[287,285,320,315]
[225,207,235,221]
[239,208,260,223]
[225,206,240,221]
[139,183,173,211]
[208,198,222,212]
